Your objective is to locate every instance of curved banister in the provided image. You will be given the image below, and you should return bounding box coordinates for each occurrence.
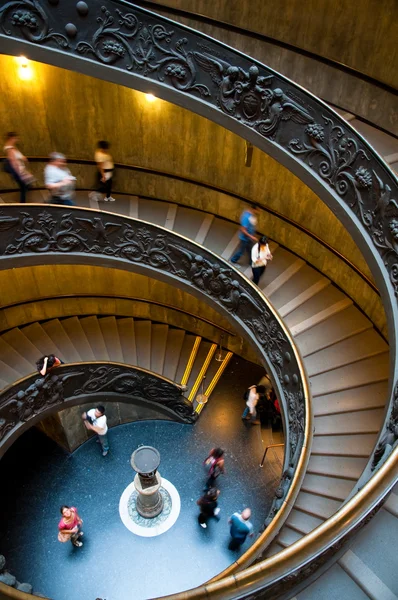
[0,203,312,575]
[0,1,397,596]
[0,361,195,458]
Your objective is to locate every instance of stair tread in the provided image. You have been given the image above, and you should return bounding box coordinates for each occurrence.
[99,317,124,363]
[301,473,354,501]
[134,320,152,371]
[138,199,169,227]
[175,334,199,385]
[294,305,372,356]
[313,408,385,435]
[1,328,42,366]
[310,353,389,396]
[285,508,325,534]
[162,328,186,381]
[61,317,96,361]
[306,329,388,376]
[313,381,389,416]
[311,433,377,457]
[346,509,398,595]
[20,322,66,363]
[307,455,368,480]
[41,319,81,363]
[277,525,303,547]
[150,323,169,375]
[270,264,325,307]
[296,563,370,600]
[286,284,347,329]
[173,206,205,240]
[294,490,342,519]
[117,318,137,366]
[79,316,109,361]
[203,218,237,257]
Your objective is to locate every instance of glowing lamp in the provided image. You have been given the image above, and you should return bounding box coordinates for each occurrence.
[17,56,33,80]
[145,93,156,102]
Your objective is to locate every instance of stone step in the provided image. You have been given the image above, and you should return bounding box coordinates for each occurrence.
[99,316,124,364]
[134,320,152,371]
[313,408,384,435]
[312,381,389,416]
[310,353,389,397]
[307,455,368,481]
[294,305,372,357]
[79,316,109,361]
[42,318,81,363]
[117,317,137,366]
[311,433,377,458]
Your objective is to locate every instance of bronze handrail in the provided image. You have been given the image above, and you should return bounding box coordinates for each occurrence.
[260,443,285,468]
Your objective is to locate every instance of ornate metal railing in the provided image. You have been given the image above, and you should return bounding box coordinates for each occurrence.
[0,0,397,597]
[0,361,194,457]
[0,203,312,560]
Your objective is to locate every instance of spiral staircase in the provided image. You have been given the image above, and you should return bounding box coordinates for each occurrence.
[0,1,397,598]
[0,187,395,599]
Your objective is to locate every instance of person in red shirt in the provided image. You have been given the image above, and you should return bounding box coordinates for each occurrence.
[58,505,84,548]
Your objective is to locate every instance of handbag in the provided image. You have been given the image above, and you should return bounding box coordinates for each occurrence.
[58,530,71,543]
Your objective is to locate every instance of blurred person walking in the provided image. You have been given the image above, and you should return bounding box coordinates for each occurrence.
[228,508,254,549]
[44,152,76,205]
[230,205,258,266]
[3,132,35,203]
[242,384,266,424]
[90,140,115,202]
[203,447,225,490]
[197,487,220,529]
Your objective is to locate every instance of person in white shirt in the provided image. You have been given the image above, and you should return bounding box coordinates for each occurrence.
[82,405,109,456]
[44,152,76,205]
[242,384,266,424]
[251,235,273,285]
[93,140,115,202]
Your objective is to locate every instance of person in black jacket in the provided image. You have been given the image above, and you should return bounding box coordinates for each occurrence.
[197,487,220,529]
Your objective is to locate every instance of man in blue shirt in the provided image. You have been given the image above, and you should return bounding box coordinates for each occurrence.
[229,508,254,549]
[230,205,259,266]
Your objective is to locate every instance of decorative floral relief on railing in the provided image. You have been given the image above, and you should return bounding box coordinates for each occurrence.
[0,0,69,47]
[0,363,195,444]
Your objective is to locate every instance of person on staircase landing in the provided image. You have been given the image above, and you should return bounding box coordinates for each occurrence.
[82,405,109,456]
[228,507,254,550]
[44,152,76,206]
[3,132,35,203]
[36,354,63,376]
[93,140,115,202]
[203,447,225,490]
[230,205,259,266]
[58,505,84,548]
[197,487,221,528]
[251,235,273,285]
[242,384,266,424]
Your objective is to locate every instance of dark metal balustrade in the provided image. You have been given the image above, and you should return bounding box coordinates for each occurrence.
[0,1,397,597]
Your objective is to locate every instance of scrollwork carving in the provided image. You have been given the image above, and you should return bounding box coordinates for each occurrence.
[0,0,69,48]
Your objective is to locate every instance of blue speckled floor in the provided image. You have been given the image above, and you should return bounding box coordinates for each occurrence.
[0,358,281,600]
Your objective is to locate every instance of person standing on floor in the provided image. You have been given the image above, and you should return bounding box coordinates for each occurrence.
[82,405,109,456]
[93,140,115,202]
[197,487,221,528]
[228,508,254,549]
[44,152,76,205]
[251,235,273,285]
[58,505,84,548]
[230,205,259,266]
[203,447,225,490]
[3,132,35,203]
[242,384,266,424]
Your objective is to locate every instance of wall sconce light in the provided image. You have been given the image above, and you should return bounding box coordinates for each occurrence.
[145,93,156,102]
[17,56,33,80]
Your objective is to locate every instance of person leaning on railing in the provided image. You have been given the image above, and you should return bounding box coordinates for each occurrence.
[36,354,63,376]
